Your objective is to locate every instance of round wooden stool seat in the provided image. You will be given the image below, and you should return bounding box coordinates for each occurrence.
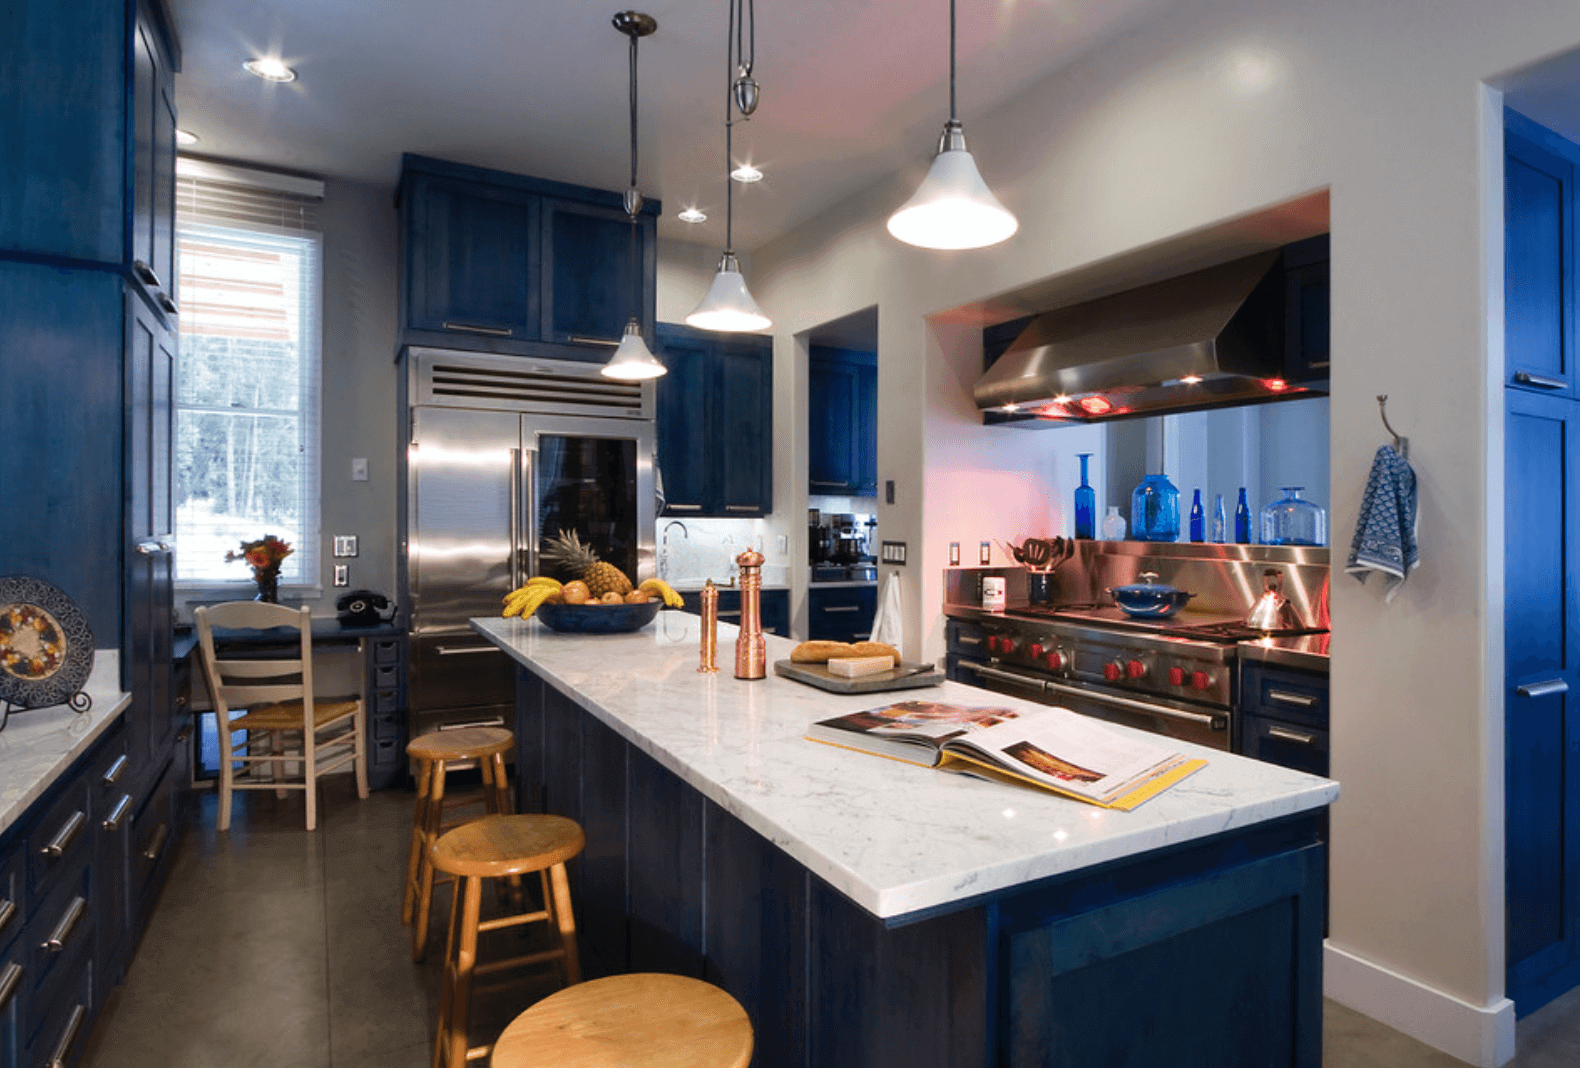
[406,725,513,762]
[430,814,584,879]
[491,973,753,1068]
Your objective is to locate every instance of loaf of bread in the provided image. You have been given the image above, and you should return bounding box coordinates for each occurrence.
[850,641,900,663]
[790,640,856,663]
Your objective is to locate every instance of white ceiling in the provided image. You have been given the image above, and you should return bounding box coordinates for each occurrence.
[168,0,1172,250]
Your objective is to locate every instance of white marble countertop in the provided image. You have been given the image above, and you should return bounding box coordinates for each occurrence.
[473,614,1338,920]
[0,651,131,837]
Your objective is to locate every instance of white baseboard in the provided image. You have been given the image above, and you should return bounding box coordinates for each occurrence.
[1325,941,1516,1067]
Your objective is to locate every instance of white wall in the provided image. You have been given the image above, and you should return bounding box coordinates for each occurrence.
[748,1,1580,1063]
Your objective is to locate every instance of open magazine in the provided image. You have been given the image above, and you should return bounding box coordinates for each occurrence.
[805,699,1206,810]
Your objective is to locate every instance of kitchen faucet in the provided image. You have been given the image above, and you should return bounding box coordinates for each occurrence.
[660,520,689,579]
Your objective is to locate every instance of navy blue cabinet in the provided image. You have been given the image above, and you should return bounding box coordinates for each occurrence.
[654,324,773,517]
[1282,235,1330,384]
[808,585,878,643]
[676,589,790,638]
[1506,111,1576,396]
[399,155,657,361]
[1237,662,1329,777]
[809,347,877,496]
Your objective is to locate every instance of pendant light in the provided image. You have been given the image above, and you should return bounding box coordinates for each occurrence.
[602,11,667,380]
[685,0,771,333]
[886,0,1018,250]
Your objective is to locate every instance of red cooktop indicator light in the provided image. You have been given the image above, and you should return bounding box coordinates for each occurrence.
[1078,396,1113,415]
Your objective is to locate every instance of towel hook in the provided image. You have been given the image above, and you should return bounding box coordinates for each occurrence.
[1377,395,1408,458]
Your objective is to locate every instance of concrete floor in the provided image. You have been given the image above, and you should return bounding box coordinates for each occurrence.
[79,776,1580,1068]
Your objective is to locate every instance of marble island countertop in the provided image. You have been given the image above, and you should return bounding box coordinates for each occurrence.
[473,613,1337,920]
[0,650,131,836]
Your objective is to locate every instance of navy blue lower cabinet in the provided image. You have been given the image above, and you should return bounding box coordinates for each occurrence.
[809,585,877,643]
[676,590,790,638]
[513,664,1327,1067]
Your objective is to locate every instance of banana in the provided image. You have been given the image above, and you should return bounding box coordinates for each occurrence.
[638,578,684,609]
[524,576,563,590]
[502,585,557,619]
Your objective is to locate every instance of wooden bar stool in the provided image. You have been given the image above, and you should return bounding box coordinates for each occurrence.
[401,726,515,961]
[430,814,585,1068]
[491,973,753,1068]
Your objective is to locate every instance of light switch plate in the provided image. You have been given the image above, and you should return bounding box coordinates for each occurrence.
[333,564,349,587]
[333,535,358,558]
[351,458,369,482]
[777,534,788,554]
[949,542,960,566]
[979,541,992,565]
[881,541,907,565]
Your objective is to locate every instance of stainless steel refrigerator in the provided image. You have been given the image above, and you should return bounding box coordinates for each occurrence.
[399,349,656,738]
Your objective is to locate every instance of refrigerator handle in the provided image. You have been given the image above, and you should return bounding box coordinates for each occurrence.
[509,447,522,590]
[523,446,539,579]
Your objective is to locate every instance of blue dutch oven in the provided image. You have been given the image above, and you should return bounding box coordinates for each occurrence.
[1108,572,1195,619]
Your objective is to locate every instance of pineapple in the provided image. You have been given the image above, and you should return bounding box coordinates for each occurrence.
[541,530,633,597]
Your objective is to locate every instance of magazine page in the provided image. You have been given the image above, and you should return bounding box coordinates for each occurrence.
[940,705,1183,804]
[806,701,1024,765]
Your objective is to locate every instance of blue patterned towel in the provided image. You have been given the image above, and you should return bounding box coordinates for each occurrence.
[1346,445,1418,602]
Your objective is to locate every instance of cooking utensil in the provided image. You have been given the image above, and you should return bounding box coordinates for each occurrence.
[1245,568,1305,631]
[1107,572,1195,619]
[1021,537,1055,569]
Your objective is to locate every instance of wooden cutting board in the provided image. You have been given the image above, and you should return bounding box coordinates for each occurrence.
[773,659,944,694]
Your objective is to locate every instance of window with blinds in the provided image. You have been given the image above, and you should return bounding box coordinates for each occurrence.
[174,161,324,588]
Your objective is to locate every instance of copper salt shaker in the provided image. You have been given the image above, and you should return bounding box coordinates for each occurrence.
[734,548,766,680]
[698,580,719,674]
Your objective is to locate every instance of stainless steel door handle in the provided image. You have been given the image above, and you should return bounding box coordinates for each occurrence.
[963,661,1047,693]
[101,753,128,786]
[41,810,85,859]
[0,962,21,1011]
[1267,689,1319,708]
[442,321,513,337]
[0,899,13,937]
[568,335,620,347]
[47,1003,87,1068]
[1514,371,1567,390]
[1044,679,1226,729]
[822,605,861,613]
[143,822,170,861]
[1517,678,1569,699]
[436,645,499,656]
[103,794,133,832]
[43,896,86,954]
[1267,725,1317,746]
[509,447,522,591]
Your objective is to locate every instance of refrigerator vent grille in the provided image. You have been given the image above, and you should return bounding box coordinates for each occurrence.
[417,356,649,418]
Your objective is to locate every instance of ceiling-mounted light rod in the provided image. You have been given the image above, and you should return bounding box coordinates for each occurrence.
[886,0,1018,250]
[603,11,667,380]
[687,0,771,333]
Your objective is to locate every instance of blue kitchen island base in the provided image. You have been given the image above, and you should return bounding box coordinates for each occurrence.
[513,665,1326,1068]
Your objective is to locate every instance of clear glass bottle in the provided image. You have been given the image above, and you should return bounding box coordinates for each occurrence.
[1234,488,1252,544]
[1260,486,1328,546]
[1101,505,1127,541]
[1130,473,1180,542]
[1188,489,1204,543]
[1212,494,1227,543]
[1074,453,1095,540]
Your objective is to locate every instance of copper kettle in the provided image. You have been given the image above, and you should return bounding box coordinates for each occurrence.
[1245,568,1305,632]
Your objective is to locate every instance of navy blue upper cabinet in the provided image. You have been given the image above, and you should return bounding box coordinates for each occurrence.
[399,155,657,360]
[1282,234,1330,384]
[808,346,877,496]
[1506,111,1577,396]
[655,324,773,517]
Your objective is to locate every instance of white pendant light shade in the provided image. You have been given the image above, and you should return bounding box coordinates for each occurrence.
[887,125,1018,250]
[685,253,771,332]
[601,319,667,379]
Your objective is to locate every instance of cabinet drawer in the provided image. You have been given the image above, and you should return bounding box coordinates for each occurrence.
[23,865,91,1013]
[373,639,403,666]
[373,690,401,716]
[0,851,24,955]
[25,780,91,903]
[1240,713,1329,778]
[130,763,177,907]
[372,664,401,691]
[23,953,89,1068]
[946,619,989,659]
[1239,663,1328,729]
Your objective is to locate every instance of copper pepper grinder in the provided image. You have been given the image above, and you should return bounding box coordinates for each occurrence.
[734,547,767,680]
[698,580,720,674]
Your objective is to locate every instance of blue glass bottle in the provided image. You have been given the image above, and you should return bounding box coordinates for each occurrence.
[1074,453,1095,539]
[1189,490,1204,543]
[1234,487,1252,544]
[1130,473,1181,542]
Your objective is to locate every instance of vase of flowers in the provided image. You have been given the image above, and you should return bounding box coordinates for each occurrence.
[227,535,293,603]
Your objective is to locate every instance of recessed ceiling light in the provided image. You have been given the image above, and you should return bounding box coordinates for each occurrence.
[244,57,296,82]
[677,207,707,223]
[730,162,763,183]
[175,128,199,146]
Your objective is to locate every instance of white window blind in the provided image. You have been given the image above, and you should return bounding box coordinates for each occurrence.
[174,162,324,588]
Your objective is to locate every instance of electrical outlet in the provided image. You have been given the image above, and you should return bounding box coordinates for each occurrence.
[333,535,358,557]
[979,541,992,565]
[949,542,960,566]
[333,564,350,587]
[351,458,369,482]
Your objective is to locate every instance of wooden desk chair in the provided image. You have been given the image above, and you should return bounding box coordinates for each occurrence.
[194,602,369,832]
[490,973,753,1068]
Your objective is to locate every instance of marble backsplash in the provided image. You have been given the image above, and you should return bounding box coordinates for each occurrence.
[657,516,791,588]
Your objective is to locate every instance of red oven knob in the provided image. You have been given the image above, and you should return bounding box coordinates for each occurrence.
[1126,659,1146,679]
[987,636,1002,654]
[1029,643,1045,660]
[1046,652,1064,671]
[1191,670,1212,691]
[1168,666,1186,687]
[999,637,1017,655]
[1103,662,1123,682]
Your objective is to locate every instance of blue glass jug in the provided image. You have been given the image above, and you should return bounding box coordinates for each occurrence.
[1130,473,1180,542]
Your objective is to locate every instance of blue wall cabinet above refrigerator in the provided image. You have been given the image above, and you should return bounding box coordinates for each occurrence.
[654,324,773,517]
[1281,234,1330,385]
[398,155,657,361]
[1506,110,1578,397]
[808,346,877,496]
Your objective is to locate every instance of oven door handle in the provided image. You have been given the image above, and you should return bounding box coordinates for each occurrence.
[1043,679,1226,731]
[963,661,1048,693]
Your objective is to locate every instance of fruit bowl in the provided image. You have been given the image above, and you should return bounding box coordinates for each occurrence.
[534,600,663,634]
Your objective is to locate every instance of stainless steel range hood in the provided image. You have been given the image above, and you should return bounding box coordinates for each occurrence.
[975,250,1322,425]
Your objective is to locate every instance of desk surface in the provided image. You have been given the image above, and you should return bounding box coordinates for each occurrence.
[173,620,405,662]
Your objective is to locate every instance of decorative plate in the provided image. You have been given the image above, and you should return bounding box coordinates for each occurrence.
[535,601,662,634]
[0,576,94,710]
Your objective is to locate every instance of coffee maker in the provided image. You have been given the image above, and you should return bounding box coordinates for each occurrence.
[828,513,866,564]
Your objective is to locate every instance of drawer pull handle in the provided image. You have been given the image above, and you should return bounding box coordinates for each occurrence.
[143,822,170,861]
[956,635,984,647]
[103,794,133,832]
[158,292,179,315]
[1517,678,1568,699]
[1267,725,1317,746]
[724,505,758,513]
[102,753,128,786]
[568,335,620,347]
[436,645,497,657]
[717,611,741,619]
[0,898,13,935]
[442,321,513,337]
[132,259,162,288]
[1267,689,1318,709]
[1514,370,1567,390]
[664,504,703,512]
[177,723,193,743]
[0,962,21,1011]
[41,810,86,859]
[43,896,87,954]
[811,480,845,488]
[822,605,861,614]
[47,1003,87,1068]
